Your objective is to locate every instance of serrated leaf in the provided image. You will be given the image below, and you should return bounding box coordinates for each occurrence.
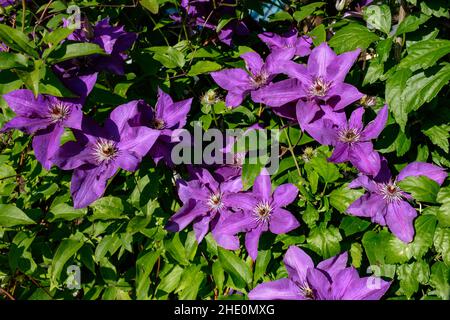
[398,175,440,203]
[363,5,392,35]
[329,185,364,213]
[307,225,342,259]
[329,23,379,54]
[398,39,450,72]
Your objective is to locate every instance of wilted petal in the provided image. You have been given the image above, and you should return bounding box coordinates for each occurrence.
[269,208,300,234]
[385,200,417,243]
[397,162,447,185]
[272,183,298,207]
[249,279,302,300]
[283,246,314,284]
[361,105,388,140]
[32,124,64,170]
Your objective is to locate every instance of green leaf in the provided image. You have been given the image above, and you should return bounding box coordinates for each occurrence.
[254,249,271,284]
[140,0,159,14]
[241,162,265,190]
[307,225,342,259]
[90,196,125,220]
[293,2,326,22]
[398,175,440,203]
[329,23,379,54]
[218,247,252,290]
[302,204,320,228]
[420,0,449,18]
[339,216,371,237]
[158,265,184,294]
[437,186,450,227]
[212,260,225,293]
[44,28,74,46]
[0,52,28,70]
[385,68,411,129]
[16,59,46,97]
[306,156,340,184]
[0,204,35,227]
[397,260,430,298]
[47,43,106,64]
[48,203,86,222]
[308,24,326,46]
[151,46,185,69]
[362,229,392,265]
[329,185,364,213]
[164,233,189,266]
[176,265,205,299]
[422,124,450,153]
[363,5,392,35]
[434,226,450,266]
[269,11,293,22]
[430,262,450,300]
[395,14,430,35]
[188,60,222,76]
[350,243,363,268]
[0,24,38,58]
[50,233,84,289]
[136,250,160,299]
[398,39,450,72]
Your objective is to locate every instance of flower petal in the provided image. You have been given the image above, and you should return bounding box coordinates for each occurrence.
[329,48,361,83]
[269,208,300,234]
[348,142,381,176]
[245,226,264,261]
[307,42,337,79]
[328,142,350,163]
[348,107,365,131]
[32,124,64,170]
[326,83,363,110]
[251,78,304,107]
[272,183,298,207]
[397,162,447,185]
[283,246,314,284]
[165,199,208,232]
[211,68,251,91]
[248,279,303,300]
[240,51,264,75]
[385,200,417,243]
[317,252,348,279]
[253,168,272,201]
[361,105,388,140]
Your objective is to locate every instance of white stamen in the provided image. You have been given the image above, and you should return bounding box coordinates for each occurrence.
[92,138,119,164]
[338,128,361,144]
[309,77,331,97]
[378,182,404,203]
[48,102,71,123]
[207,192,224,211]
[253,201,273,223]
[250,70,269,89]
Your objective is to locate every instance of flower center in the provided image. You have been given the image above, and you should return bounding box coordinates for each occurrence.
[151,118,166,130]
[378,182,403,203]
[301,147,317,162]
[338,128,361,144]
[250,71,269,89]
[202,89,220,106]
[207,192,224,211]
[48,103,71,123]
[298,282,315,300]
[92,138,119,164]
[253,201,273,223]
[309,77,331,97]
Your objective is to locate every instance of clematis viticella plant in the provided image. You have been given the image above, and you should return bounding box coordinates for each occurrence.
[214,168,300,261]
[249,246,391,300]
[51,101,160,209]
[1,89,83,170]
[347,159,447,243]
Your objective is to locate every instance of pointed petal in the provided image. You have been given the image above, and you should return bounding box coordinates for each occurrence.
[240,51,264,75]
[348,107,365,131]
[1,117,51,134]
[317,252,349,279]
[211,68,251,91]
[265,48,296,75]
[283,246,314,284]
[245,226,264,261]
[115,152,141,172]
[248,279,302,300]
[397,162,447,185]
[224,193,258,211]
[330,48,361,83]
[326,83,363,110]
[251,78,304,107]
[361,105,388,140]
[340,274,391,300]
[117,126,160,158]
[307,42,337,79]
[32,124,64,170]
[348,175,378,193]
[108,100,143,134]
[253,168,272,201]
[272,183,298,207]
[328,142,350,163]
[306,268,332,300]
[162,98,192,129]
[385,201,417,243]
[177,179,209,204]
[280,61,311,84]
[3,89,48,116]
[193,214,211,243]
[347,193,387,226]
[329,267,359,299]
[348,142,381,176]
[225,91,247,108]
[269,208,300,234]
[165,200,208,232]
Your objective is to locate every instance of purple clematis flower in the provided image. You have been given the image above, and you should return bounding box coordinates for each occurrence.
[343,0,374,18]
[211,49,295,108]
[258,30,312,58]
[249,246,390,300]
[252,42,363,110]
[0,0,14,7]
[128,88,192,167]
[54,17,136,98]
[301,105,388,176]
[214,168,300,261]
[347,160,447,242]
[52,101,160,208]
[166,167,242,243]
[1,89,83,170]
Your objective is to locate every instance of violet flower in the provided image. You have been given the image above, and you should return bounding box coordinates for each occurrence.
[302,105,388,176]
[0,42,7,52]
[52,100,160,208]
[0,0,14,7]
[211,49,295,108]
[1,89,83,170]
[54,17,136,98]
[128,88,192,167]
[252,42,363,109]
[249,246,390,300]
[258,30,312,58]
[215,168,300,261]
[347,160,447,242]
[165,168,242,243]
